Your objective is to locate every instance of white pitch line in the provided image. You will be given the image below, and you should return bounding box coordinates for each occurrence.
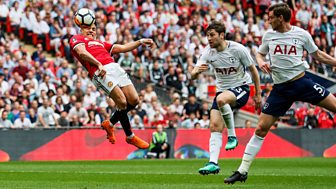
[0,170,334,177]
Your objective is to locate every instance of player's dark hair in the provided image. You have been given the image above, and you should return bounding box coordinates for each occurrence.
[205,21,226,35]
[268,3,291,22]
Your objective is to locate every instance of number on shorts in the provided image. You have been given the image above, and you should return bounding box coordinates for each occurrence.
[313,84,325,96]
[235,87,242,93]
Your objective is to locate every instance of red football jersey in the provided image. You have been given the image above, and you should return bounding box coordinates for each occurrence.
[69,34,115,78]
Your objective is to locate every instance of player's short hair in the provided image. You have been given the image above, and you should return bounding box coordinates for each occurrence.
[205,21,226,35]
[268,3,291,22]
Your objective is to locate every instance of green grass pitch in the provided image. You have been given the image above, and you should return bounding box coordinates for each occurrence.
[0,158,335,189]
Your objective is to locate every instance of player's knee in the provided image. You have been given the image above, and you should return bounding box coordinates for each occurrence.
[255,125,269,137]
[210,123,222,132]
[216,98,228,107]
[129,97,139,107]
[118,99,127,110]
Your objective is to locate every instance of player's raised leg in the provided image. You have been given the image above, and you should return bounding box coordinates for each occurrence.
[101,85,127,144]
[121,84,149,149]
[224,113,278,184]
[216,90,238,150]
[198,109,223,175]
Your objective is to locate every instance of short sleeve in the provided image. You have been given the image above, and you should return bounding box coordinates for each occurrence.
[103,41,114,54]
[196,48,209,66]
[303,31,318,53]
[238,45,254,67]
[69,35,85,50]
[258,33,269,55]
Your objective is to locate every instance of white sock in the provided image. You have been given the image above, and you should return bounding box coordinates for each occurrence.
[238,133,264,173]
[127,133,135,139]
[209,132,222,164]
[219,104,236,137]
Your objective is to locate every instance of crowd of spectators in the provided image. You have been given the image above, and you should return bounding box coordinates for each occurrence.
[0,0,335,129]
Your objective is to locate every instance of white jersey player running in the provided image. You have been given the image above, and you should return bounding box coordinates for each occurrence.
[225,3,336,184]
[191,21,261,175]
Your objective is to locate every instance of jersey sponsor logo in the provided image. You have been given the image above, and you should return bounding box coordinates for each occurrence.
[215,67,238,75]
[273,45,297,55]
[88,41,104,47]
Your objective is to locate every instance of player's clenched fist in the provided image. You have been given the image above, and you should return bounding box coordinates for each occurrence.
[139,38,154,47]
[197,64,209,73]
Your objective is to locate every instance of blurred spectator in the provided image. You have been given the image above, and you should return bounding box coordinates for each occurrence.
[86,109,101,127]
[318,109,334,129]
[198,111,210,128]
[27,108,38,127]
[130,114,144,130]
[68,101,89,126]
[0,110,13,128]
[181,112,199,129]
[320,15,335,47]
[304,108,318,129]
[149,60,164,86]
[143,84,157,103]
[168,97,183,116]
[244,119,252,128]
[13,110,32,128]
[32,14,50,50]
[9,1,22,36]
[183,94,201,118]
[12,59,29,80]
[37,97,59,128]
[56,59,74,79]
[58,111,70,127]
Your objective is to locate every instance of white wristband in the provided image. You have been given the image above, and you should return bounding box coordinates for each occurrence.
[140,39,145,45]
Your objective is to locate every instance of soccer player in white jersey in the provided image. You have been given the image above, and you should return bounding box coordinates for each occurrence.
[225,3,336,184]
[190,21,262,175]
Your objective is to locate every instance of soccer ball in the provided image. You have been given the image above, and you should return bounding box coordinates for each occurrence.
[74,8,95,27]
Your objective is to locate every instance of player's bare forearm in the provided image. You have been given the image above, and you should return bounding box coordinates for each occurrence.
[112,39,153,54]
[75,44,102,68]
[191,64,209,80]
[256,53,266,66]
[311,50,336,67]
[190,67,200,80]
[249,65,261,95]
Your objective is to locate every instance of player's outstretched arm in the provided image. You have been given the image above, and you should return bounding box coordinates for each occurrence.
[112,38,154,54]
[311,50,336,67]
[256,52,271,74]
[74,44,106,78]
[190,64,209,80]
[248,65,262,110]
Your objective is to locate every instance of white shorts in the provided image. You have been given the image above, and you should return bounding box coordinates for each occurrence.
[91,63,132,95]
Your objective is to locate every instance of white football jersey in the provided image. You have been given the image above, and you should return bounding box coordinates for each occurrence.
[196,41,253,92]
[258,26,318,84]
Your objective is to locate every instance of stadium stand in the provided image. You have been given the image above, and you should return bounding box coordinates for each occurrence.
[0,0,335,130]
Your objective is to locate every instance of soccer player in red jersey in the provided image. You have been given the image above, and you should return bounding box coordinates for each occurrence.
[70,23,154,149]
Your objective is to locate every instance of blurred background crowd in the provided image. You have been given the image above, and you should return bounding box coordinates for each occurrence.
[0,0,335,130]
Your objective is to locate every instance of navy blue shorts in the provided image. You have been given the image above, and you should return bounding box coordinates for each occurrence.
[262,76,330,116]
[211,85,250,110]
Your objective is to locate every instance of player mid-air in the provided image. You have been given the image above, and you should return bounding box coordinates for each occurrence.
[224,3,336,184]
[191,21,261,175]
[70,8,154,149]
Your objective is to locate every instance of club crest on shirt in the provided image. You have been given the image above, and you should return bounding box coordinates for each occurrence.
[72,38,77,42]
[229,57,238,63]
[292,38,303,45]
[108,81,113,88]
